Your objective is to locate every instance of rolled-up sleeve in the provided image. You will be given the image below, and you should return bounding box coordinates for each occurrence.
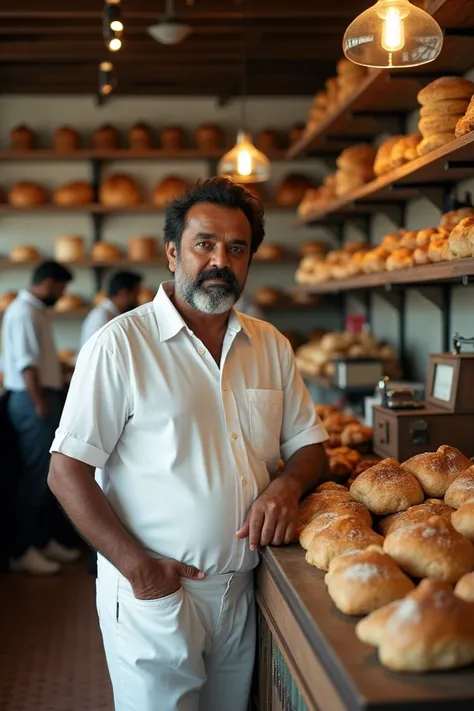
[280,340,328,461]
[50,338,130,468]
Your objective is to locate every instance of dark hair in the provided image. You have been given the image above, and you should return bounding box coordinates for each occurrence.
[107,270,142,298]
[31,260,73,285]
[163,177,265,254]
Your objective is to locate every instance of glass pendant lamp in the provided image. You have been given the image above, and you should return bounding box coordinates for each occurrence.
[343,0,443,69]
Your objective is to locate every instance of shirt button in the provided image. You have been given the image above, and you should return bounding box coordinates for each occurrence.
[198,348,205,356]
[231,432,238,440]
[241,477,247,487]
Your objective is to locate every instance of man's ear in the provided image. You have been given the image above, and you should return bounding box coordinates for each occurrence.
[165,241,178,273]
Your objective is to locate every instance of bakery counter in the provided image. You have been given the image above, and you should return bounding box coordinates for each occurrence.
[255,546,474,711]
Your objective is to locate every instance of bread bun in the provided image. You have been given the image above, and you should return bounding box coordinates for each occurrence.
[54,294,86,313]
[403,445,472,498]
[298,489,351,526]
[417,132,455,156]
[0,291,17,311]
[454,572,474,602]
[10,124,36,151]
[416,227,438,247]
[127,236,158,262]
[398,231,418,250]
[152,176,188,208]
[336,144,377,170]
[53,181,93,206]
[350,458,424,515]
[9,182,47,207]
[455,96,474,138]
[100,174,143,206]
[299,500,372,550]
[315,481,347,493]
[328,454,354,480]
[253,286,282,306]
[445,465,474,508]
[362,246,389,273]
[374,136,403,176]
[93,124,119,150]
[446,216,474,260]
[55,236,86,263]
[325,545,415,616]
[428,236,449,263]
[335,168,372,197]
[418,77,474,106]
[386,247,414,271]
[358,578,474,672]
[420,99,470,117]
[160,126,185,150]
[413,246,430,265]
[10,245,41,262]
[91,242,122,262]
[254,243,286,261]
[384,515,474,583]
[137,285,156,305]
[389,134,421,168]
[340,423,372,446]
[53,126,80,152]
[128,123,152,150]
[254,129,279,154]
[276,174,312,207]
[419,113,461,138]
[195,124,224,151]
[305,515,383,571]
[379,499,455,537]
[451,501,474,541]
[299,241,327,259]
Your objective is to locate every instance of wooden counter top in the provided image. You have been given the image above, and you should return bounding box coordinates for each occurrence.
[259,546,474,711]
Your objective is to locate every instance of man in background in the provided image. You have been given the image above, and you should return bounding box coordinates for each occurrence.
[80,270,142,348]
[2,261,81,575]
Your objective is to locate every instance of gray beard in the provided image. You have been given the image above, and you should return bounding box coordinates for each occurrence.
[174,266,242,315]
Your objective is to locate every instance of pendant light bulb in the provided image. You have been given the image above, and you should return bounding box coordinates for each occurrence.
[343,0,443,69]
[218,131,270,184]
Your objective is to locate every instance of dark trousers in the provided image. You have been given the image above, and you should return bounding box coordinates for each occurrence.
[7,389,77,558]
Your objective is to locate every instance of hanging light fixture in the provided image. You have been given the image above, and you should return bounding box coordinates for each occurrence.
[104,0,123,52]
[343,0,443,69]
[218,52,270,184]
[99,61,116,96]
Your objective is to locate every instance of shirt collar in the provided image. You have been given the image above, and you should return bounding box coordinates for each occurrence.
[19,289,47,311]
[154,281,252,343]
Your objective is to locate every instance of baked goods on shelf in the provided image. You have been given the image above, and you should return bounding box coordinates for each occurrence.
[153,176,188,208]
[455,572,474,602]
[305,515,383,571]
[160,126,185,150]
[379,499,455,537]
[451,501,474,541]
[91,242,122,262]
[389,134,421,168]
[297,174,337,219]
[440,207,474,232]
[253,286,283,307]
[455,95,474,138]
[276,174,312,207]
[386,247,414,271]
[100,174,143,206]
[253,243,287,261]
[128,123,153,150]
[10,245,41,262]
[403,444,472,497]
[53,181,93,206]
[0,291,17,311]
[350,458,424,515]
[445,465,474,508]
[10,124,36,151]
[340,424,373,447]
[93,124,119,150]
[195,124,224,151]
[127,236,158,262]
[55,236,86,263]
[53,126,80,152]
[416,77,474,156]
[383,515,474,583]
[9,182,47,207]
[324,545,415,616]
[374,136,403,176]
[254,129,279,154]
[335,144,376,198]
[54,294,87,313]
[446,217,474,260]
[356,578,474,672]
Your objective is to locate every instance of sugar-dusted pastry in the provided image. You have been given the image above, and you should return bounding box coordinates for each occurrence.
[403,445,472,497]
[305,515,383,571]
[350,458,424,515]
[451,500,474,541]
[379,499,454,536]
[445,465,474,508]
[299,500,372,550]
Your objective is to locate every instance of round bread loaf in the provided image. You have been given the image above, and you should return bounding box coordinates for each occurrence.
[356,599,402,647]
[384,515,474,583]
[417,132,455,156]
[276,174,312,207]
[440,207,474,231]
[100,174,143,206]
[315,481,347,494]
[374,136,402,176]
[403,445,472,498]
[399,231,418,250]
[428,236,448,263]
[55,236,86,263]
[10,124,36,151]
[305,515,383,571]
[336,144,377,170]
[445,465,474,508]
[53,126,80,152]
[195,124,224,151]
[420,99,470,117]
[386,247,414,271]
[418,114,461,138]
[54,294,86,313]
[389,134,421,167]
[380,232,402,252]
[362,247,389,273]
[299,500,372,550]
[379,499,455,536]
[9,182,47,207]
[451,501,474,541]
[128,123,153,150]
[446,216,474,260]
[153,176,188,208]
[160,126,185,150]
[417,77,474,106]
[454,572,474,603]
[93,124,119,150]
[0,291,17,311]
[91,242,122,262]
[350,458,424,515]
[298,489,351,526]
[10,245,41,262]
[325,545,414,616]
[416,227,438,247]
[413,245,430,265]
[127,236,158,262]
[53,181,93,206]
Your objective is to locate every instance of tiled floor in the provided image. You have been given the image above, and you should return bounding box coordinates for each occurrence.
[0,561,113,711]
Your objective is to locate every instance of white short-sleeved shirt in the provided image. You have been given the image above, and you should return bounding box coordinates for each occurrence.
[80,298,119,348]
[2,290,62,391]
[51,282,327,575]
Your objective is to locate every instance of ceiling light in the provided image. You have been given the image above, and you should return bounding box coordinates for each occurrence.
[218,131,270,184]
[343,0,443,68]
[108,37,122,52]
[99,61,117,96]
[148,0,192,46]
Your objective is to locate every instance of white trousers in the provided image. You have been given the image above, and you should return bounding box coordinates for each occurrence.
[96,556,256,711]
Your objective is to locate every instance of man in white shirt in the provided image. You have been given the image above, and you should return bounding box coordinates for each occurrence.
[80,270,142,348]
[48,178,328,711]
[2,261,81,575]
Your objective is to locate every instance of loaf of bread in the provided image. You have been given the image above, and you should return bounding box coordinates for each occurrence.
[93,124,119,150]
[454,572,474,602]
[128,123,152,150]
[0,291,17,311]
[389,134,421,168]
[419,113,461,138]
[379,499,455,536]
[350,458,424,515]
[299,500,372,550]
[55,236,86,263]
[10,124,36,151]
[53,181,93,206]
[325,545,414,616]
[451,501,474,541]
[9,182,47,207]
[127,236,158,261]
[276,174,312,207]
[357,578,474,672]
[362,247,389,273]
[160,126,185,150]
[195,124,224,151]
[374,136,402,176]
[91,242,122,262]
[336,144,376,171]
[417,132,455,156]
[440,207,474,231]
[298,489,351,526]
[315,481,347,494]
[420,99,470,117]
[153,176,188,208]
[413,246,430,265]
[445,465,474,508]
[403,445,472,498]
[53,126,79,152]
[386,247,414,271]
[54,294,86,312]
[100,174,143,206]
[418,77,474,106]
[416,227,439,247]
[446,216,474,260]
[10,245,41,262]
[305,515,383,571]
[428,235,448,262]
[384,515,474,583]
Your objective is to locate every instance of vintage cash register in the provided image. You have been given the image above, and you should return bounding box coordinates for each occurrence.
[373,334,474,461]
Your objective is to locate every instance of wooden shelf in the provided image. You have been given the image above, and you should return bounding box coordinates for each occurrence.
[0,148,298,162]
[297,132,474,226]
[293,258,474,295]
[0,202,294,215]
[287,0,474,159]
[0,255,297,269]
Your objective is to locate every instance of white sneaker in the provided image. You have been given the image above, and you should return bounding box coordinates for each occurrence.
[10,547,61,575]
[43,539,81,564]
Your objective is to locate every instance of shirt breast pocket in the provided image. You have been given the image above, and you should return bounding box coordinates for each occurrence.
[247,389,284,463]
